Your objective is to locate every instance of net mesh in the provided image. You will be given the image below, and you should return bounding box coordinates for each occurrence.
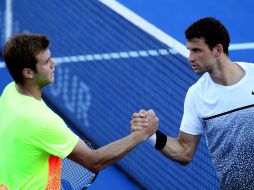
[61,139,97,190]
[6,0,220,189]
[61,158,97,190]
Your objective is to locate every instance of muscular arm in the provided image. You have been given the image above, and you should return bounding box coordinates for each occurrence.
[67,110,158,173]
[67,132,149,173]
[131,111,201,165]
[161,131,201,165]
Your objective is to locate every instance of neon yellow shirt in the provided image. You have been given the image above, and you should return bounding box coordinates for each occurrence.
[0,82,79,190]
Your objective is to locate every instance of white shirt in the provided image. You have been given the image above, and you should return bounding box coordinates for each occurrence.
[180,62,254,189]
[180,62,254,135]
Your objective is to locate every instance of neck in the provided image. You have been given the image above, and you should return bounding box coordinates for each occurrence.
[16,83,42,100]
[209,58,245,86]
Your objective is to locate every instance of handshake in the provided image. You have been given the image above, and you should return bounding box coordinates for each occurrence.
[130,109,167,150]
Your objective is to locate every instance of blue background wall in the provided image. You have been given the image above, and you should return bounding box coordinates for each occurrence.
[118,0,254,63]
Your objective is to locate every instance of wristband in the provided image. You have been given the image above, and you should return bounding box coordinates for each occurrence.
[147,133,156,147]
[155,130,167,150]
[147,130,167,150]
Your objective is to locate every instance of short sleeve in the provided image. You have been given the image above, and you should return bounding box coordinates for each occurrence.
[34,116,79,159]
[180,87,204,135]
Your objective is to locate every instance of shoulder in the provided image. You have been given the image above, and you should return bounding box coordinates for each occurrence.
[236,62,254,79]
[1,82,16,97]
[34,102,64,126]
[18,100,63,130]
[237,62,254,70]
[187,73,211,96]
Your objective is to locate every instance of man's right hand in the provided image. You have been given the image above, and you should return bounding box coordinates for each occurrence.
[130,109,159,138]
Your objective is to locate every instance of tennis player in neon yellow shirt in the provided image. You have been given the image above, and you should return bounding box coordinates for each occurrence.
[0,33,158,190]
[0,82,79,189]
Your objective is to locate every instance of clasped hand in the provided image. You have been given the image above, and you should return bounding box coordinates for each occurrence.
[130,109,159,137]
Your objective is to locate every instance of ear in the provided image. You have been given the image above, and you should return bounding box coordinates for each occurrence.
[22,68,34,79]
[214,44,223,57]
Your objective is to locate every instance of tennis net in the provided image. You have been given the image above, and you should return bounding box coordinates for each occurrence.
[3,0,220,189]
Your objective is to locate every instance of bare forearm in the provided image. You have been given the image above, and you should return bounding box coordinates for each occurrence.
[130,110,200,165]
[161,137,192,165]
[69,109,158,172]
[69,131,148,173]
[158,131,201,165]
[91,132,146,171]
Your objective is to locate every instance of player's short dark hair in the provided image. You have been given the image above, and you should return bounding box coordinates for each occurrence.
[185,17,230,55]
[3,33,50,84]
